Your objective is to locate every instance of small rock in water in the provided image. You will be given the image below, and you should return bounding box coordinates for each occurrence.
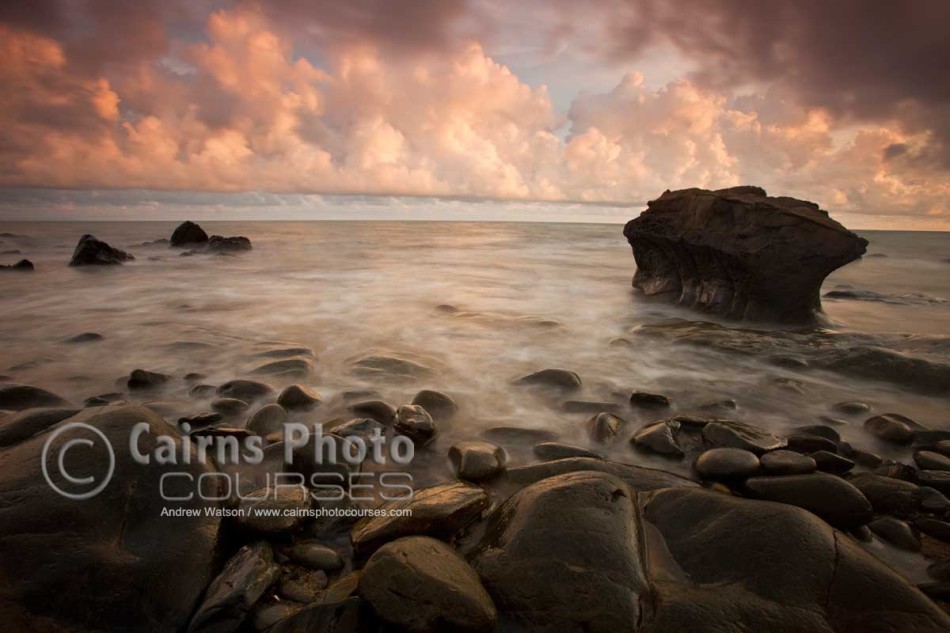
[394,404,436,445]
[514,368,582,392]
[251,358,312,377]
[702,420,786,454]
[211,397,249,415]
[246,403,288,436]
[588,412,625,444]
[188,542,281,633]
[288,543,344,571]
[915,450,950,472]
[277,384,322,410]
[127,368,170,391]
[744,473,873,529]
[869,517,921,552]
[533,442,601,461]
[65,332,103,344]
[411,389,458,420]
[694,448,760,480]
[348,399,396,425]
[0,259,33,271]
[69,234,134,266]
[359,536,497,633]
[208,235,252,252]
[696,398,738,413]
[0,384,68,411]
[629,390,671,410]
[169,220,209,247]
[811,450,854,474]
[236,487,311,533]
[217,379,275,401]
[449,441,506,482]
[833,400,871,415]
[864,413,917,445]
[760,449,817,475]
[631,420,683,457]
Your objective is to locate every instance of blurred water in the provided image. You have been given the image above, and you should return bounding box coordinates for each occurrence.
[0,222,947,479]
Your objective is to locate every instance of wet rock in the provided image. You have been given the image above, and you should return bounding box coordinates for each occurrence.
[916,450,950,471]
[876,461,920,481]
[263,597,371,633]
[833,400,871,415]
[702,420,786,454]
[640,487,950,632]
[533,442,601,461]
[288,543,344,572]
[790,424,841,443]
[179,412,223,428]
[482,426,558,445]
[869,517,921,552]
[449,441,506,482]
[915,518,950,542]
[918,470,950,495]
[852,449,883,469]
[745,473,872,529]
[588,411,625,444]
[278,567,328,602]
[631,420,683,457]
[251,358,312,377]
[785,433,838,454]
[170,220,209,247]
[351,355,434,381]
[351,481,489,557]
[69,234,135,266]
[349,400,396,425]
[246,403,288,436]
[327,417,382,442]
[920,486,950,514]
[473,472,647,632]
[211,397,249,415]
[0,259,33,271]
[759,449,817,475]
[629,390,670,410]
[513,368,581,392]
[864,413,917,445]
[694,448,760,480]
[277,384,322,410]
[65,332,103,344]
[188,542,281,633]
[504,457,698,491]
[360,536,496,633]
[235,487,311,533]
[811,450,854,474]
[623,186,867,323]
[394,404,436,445]
[216,379,274,402]
[127,368,170,391]
[83,393,122,407]
[411,389,458,420]
[207,235,252,253]
[0,384,67,410]
[561,399,621,414]
[251,602,305,631]
[0,405,220,632]
[0,407,80,447]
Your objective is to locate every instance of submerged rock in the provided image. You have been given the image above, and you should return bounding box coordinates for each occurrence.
[170,221,209,247]
[207,235,252,253]
[359,537,497,633]
[513,368,582,392]
[0,259,33,272]
[350,354,434,381]
[251,358,312,377]
[127,368,170,391]
[69,234,134,266]
[473,471,648,632]
[623,186,867,323]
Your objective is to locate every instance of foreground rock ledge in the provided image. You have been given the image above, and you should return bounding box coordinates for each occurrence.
[623,186,868,323]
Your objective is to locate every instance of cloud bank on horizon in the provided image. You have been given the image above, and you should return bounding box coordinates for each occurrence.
[0,0,948,228]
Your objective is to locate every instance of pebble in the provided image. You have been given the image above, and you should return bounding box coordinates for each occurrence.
[694,448,761,479]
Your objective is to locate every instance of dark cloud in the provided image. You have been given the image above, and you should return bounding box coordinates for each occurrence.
[598,0,950,166]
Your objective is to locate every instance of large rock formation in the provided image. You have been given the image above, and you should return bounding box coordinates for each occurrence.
[623,186,867,323]
[170,220,209,248]
[69,234,135,266]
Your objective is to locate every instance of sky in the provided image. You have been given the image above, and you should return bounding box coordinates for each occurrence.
[0,0,948,228]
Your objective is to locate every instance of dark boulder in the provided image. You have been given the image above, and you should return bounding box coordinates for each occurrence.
[170,220,209,247]
[207,235,252,253]
[0,405,221,632]
[623,186,867,323]
[473,471,648,632]
[745,473,872,529]
[69,234,134,266]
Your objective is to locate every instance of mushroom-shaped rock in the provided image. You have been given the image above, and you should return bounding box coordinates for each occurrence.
[623,186,867,323]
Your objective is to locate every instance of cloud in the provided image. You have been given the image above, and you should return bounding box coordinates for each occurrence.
[0,2,946,228]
